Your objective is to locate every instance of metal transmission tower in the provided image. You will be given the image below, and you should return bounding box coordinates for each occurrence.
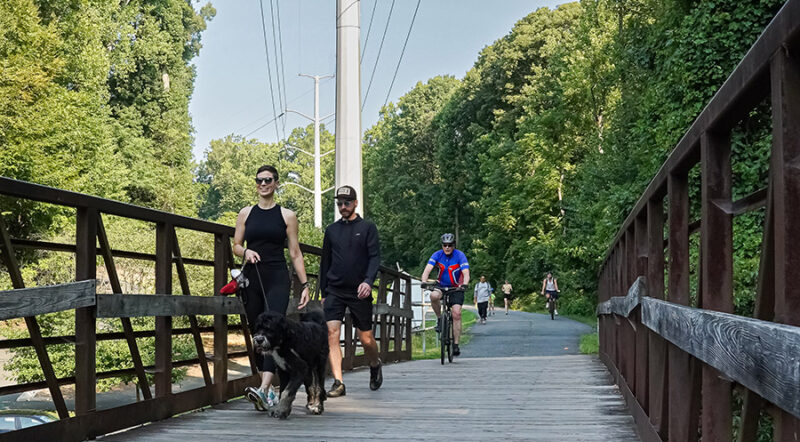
[285,74,335,228]
[335,0,363,218]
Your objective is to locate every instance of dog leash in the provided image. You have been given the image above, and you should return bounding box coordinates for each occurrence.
[241,260,270,311]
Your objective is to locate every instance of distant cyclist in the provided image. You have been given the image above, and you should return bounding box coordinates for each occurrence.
[420,233,470,356]
[541,272,560,316]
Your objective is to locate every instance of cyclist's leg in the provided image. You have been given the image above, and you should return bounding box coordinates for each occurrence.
[451,304,462,345]
[429,289,443,317]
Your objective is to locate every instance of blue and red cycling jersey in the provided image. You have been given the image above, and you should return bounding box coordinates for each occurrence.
[427,249,470,287]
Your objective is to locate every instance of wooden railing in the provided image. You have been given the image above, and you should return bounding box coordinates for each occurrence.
[597,1,800,441]
[0,177,412,441]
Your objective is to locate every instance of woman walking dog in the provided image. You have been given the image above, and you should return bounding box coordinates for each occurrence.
[233,165,310,411]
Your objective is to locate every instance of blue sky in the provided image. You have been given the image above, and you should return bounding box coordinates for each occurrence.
[188,0,566,161]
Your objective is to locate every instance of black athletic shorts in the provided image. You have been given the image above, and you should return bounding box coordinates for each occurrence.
[323,293,374,331]
[503,292,512,299]
[438,289,464,306]
[546,290,559,300]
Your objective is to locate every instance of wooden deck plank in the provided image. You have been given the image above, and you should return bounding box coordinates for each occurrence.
[102,355,639,441]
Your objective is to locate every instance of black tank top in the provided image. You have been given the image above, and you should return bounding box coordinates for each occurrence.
[244,204,287,265]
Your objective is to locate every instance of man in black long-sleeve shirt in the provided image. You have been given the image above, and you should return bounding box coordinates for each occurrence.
[321,185,383,397]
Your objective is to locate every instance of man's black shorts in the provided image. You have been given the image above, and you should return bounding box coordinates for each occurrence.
[323,294,374,331]
[438,289,464,306]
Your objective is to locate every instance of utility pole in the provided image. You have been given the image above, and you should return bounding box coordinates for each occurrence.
[285,74,334,228]
[335,0,362,218]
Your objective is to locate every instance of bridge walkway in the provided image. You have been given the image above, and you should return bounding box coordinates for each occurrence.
[104,311,639,441]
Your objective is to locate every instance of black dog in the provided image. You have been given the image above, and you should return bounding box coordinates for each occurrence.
[251,310,329,419]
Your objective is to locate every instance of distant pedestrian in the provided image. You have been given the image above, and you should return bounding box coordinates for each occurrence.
[501,280,513,315]
[541,272,560,316]
[489,287,496,315]
[474,276,491,324]
[321,186,383,398]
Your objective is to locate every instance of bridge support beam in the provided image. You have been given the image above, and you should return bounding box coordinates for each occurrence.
[700,131,734,442]
[667,172,700,441]
[75,207,98,416]
[770,44,800,442]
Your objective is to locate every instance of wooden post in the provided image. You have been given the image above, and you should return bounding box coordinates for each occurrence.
[623,229,635,389]
[634,214,648,411]
[668,172,700,441]
[770,46,800,442]
[647,197,668,438]
[213,233,229,403]
[154,222,173,398]
[75,207,97,416]
[700,131,734,441]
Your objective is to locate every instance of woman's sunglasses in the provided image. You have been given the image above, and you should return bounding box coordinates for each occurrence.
[255,177,275,185]
[336,200,354,208]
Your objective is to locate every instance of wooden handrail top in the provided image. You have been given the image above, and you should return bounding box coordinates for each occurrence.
[598,279,800,419]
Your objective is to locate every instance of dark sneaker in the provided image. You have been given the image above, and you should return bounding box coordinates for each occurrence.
[453,344,461,356]
[369,360,383,391]
[327,379,346,397]
[434,317,441,333]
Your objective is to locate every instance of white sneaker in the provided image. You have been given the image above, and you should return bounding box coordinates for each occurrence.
[267,386,278,406]
[554,310,559,316]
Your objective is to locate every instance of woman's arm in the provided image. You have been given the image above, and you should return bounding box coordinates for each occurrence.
[233,207,259,263]
[541,279,546,294]
[554,279,559,292]
[283,208,310,309]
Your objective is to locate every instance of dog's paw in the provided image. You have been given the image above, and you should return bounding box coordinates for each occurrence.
[306,403,323,415]
[267,405,290,419]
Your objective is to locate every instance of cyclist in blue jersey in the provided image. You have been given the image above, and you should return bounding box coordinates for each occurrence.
[420,233,470,356]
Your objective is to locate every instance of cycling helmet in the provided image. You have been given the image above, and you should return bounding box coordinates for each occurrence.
[440,233,455,244]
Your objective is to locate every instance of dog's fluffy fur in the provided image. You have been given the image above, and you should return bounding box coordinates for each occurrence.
[252,310,329,419]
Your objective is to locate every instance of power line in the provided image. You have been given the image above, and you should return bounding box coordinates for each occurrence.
[244,111,285,138]
[360,0,378,64]
[275,0,289,118]
[384,0,422,108]
[361,0,395,110]
[258,0,282,142]
[232,77,334,136]
[268,0,287,140]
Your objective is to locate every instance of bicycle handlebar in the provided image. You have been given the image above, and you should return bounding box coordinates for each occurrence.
[421,282,465,292]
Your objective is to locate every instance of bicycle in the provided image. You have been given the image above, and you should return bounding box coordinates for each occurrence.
[422,283,463,365]
[545,291,560,320]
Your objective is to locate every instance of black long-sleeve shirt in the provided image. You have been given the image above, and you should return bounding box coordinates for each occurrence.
[320,215,380,298]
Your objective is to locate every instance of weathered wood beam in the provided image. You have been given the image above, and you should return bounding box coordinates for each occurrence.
[0,280,96,320]
[641,298,800,419]
[596,276,645,316]
[96,294,245,318]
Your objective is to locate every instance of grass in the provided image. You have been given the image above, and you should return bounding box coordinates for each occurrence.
[579,332,599,354]
[573,314,599,355]
[412,309,478,360]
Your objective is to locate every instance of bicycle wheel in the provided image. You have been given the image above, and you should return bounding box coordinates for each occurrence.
[447,312,454,363]
[549,300,555,320]
[440,314,448,365]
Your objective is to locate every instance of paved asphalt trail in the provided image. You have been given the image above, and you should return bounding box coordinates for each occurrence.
[461,307,594,358]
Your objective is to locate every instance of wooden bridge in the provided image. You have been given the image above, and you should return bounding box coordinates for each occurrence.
[1,0,800,440]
